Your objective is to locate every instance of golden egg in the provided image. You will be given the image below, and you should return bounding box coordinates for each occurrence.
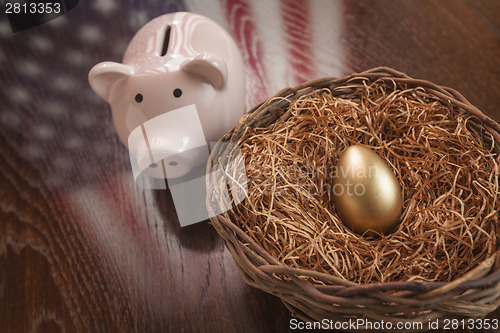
[332,145,403,235]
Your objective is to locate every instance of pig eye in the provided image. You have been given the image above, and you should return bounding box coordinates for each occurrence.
[135,94,143,103]
[173,88,182,98]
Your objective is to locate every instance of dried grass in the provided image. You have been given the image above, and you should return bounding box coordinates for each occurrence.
[226,81,500,284]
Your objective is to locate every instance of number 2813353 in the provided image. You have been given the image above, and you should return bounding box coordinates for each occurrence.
[5,2,61,14]
[443,318,499,330]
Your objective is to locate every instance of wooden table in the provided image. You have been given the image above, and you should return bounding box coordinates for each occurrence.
[1,1,498,332]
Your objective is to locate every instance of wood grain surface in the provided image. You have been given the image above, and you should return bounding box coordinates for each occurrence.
[0,0,499,332]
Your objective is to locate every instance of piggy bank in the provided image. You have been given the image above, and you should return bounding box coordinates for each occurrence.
[88,12,245,181]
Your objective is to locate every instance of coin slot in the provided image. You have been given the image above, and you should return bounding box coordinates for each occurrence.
[161,26,171,56]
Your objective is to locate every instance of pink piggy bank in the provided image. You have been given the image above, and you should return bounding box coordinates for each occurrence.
[88,12,245,182]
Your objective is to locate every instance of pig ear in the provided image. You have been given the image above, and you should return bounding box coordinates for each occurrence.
[182,54,228,90]
[88,62,134,102]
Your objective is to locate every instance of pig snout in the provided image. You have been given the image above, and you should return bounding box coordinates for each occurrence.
[128,104,210,181]
[134,144,202,179]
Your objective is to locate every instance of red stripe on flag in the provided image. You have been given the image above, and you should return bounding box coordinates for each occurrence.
[281,0,315,84]
[224,0,269,109]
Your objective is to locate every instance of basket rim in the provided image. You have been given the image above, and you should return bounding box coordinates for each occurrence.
[234,66,500,144]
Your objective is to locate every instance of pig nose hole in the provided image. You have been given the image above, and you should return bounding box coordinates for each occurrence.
[149,163,158,168]
[169,161,178,166]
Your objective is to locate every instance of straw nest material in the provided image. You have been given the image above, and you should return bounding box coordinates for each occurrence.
[207,67,500,324]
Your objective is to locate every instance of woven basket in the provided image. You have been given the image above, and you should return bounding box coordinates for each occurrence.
[206,67,500,329]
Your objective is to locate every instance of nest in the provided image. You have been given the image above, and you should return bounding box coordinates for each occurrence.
[207,67,500,326]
